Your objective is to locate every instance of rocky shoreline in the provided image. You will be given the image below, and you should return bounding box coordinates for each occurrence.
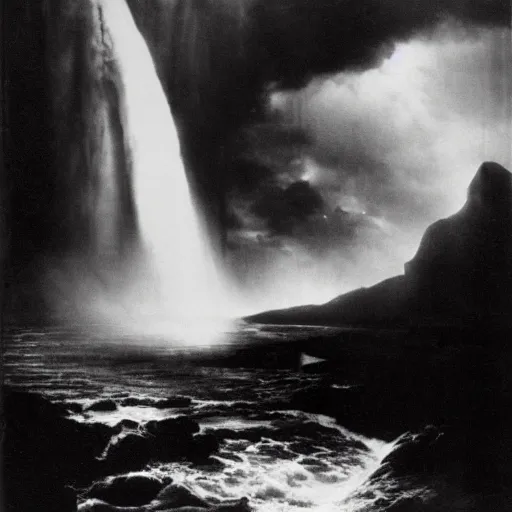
[189,332,512,511]
[4,329,512,512]
[2,388,250,512]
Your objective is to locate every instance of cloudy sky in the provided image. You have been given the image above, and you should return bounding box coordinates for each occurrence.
[224,22,512,310]
[5,0,512,315]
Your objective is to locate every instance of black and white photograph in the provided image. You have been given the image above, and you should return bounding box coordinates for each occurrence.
[2,1,512,511]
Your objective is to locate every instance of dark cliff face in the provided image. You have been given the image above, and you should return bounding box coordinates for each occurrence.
[4,1,54,267]
[406,162,512,325]
[248,162,512,329]
[4,0,138,266]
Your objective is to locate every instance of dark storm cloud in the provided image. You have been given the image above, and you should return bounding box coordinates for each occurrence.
[253,0,510,89]
[285,27,512,230]
[125,0,511,231]
[126,0,511,137]
[227,123,310,192]
[251,180,325,234]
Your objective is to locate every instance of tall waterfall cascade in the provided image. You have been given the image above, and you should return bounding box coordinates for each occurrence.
[83,0,233,336]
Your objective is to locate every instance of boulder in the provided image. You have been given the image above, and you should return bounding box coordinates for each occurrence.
[65,402,84,413]
[120,397,154,407]
[86,400,118,412]
[210,497,252,511]
[189,433,221,462]
[192,457,226,471]
[113,419,140,432]
[84,422,117,456]
[3,389,105,512]
[153,396,192,409]
[87,473,166,506]
[78,497,252,512]
[120,396,192,408]
[146,416,200,437]
[154,483,210,509]
[104,433,152,472]
[78,499,141,511]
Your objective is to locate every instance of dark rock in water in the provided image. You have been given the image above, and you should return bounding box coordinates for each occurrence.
[111,392,131,398]
[87,473,166,506]
[155,483,210,508]
[84,422,117,457]
[153,436,192,462]
[66,402,84,413]
[379,424,498,486]
[146,416,200,437]
[113,419,140,432]
[189,433,221,462]
[120,396,192,408]
[3,388,107,512]
[192,456,226,472]
[119,396,152,407]
[210,497,252,511]
[205,426,270,443]
[371,422,512,510]
[154,396,193,408]
[78,499,250,512]
[370,429,440,481]
[148,494,251,512]
[104,433,152,472]
[143,416,201,461]
[289,383,346,418]
[378,426,446,477]
[2,388,239,512]
[86,399,118,412]
[102,416,216,464]
[78,499,117,512]
[77,499,146,511]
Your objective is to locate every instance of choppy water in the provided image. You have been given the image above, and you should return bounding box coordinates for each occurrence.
[4,324,426,511]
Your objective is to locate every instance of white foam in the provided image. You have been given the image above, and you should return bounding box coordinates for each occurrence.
[148,410,398,511]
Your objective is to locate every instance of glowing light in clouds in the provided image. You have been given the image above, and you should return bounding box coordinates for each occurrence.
[96,0,233,340]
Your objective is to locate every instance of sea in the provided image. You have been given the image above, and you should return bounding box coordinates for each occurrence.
[3,323,430,511]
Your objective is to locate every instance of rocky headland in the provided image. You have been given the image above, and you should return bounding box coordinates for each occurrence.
[248,162,512,334]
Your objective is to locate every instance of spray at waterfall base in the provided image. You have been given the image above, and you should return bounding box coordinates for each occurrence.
[40,0,238,338]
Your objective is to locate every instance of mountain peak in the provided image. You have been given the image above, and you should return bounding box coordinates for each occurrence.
[247,162,512,330]
[467,161,512,214]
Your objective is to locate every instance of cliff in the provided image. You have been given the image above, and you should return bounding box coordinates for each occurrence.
[247,162,512,330]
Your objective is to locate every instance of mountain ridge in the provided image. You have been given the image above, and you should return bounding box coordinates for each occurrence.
[246,162,512,330]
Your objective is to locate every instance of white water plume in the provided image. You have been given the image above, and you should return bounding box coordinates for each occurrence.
[149,411,397,512]
[87,0,234,337]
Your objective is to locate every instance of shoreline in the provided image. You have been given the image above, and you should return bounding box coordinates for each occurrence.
[4,325,512,511]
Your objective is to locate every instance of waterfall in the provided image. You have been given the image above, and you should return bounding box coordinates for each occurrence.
[104,0,226,311]
[50,0,232,337]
